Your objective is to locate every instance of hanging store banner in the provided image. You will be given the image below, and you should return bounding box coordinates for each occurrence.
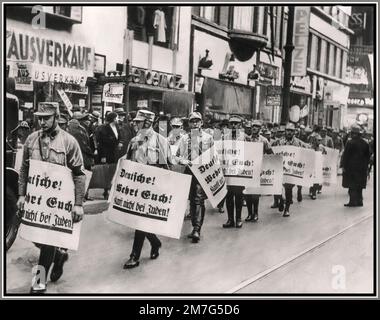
[272,146,315,187]
[14,61,33,91]
[244,154,284,195]
[322,147,339,186]
[6,28,94,87]
[102,83,124,104]
[18,160,82,250]
[106,160,192,239]
[188,145,227,208]
[215,140,263,188]
[291,7,311,77]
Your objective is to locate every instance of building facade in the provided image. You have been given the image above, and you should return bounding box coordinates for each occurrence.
[305,6,353,129]
[189,6,285,122]
[345,5,374,133]
[6,5,194,121]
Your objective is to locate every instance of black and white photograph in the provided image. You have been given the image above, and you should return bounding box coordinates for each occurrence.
[2,2,377,299]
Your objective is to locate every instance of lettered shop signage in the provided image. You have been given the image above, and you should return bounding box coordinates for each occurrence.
[6,28,94,87]
[130,66,185,90]
[291,7,311,77]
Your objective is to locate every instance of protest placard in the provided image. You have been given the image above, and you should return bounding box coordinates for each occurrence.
[272,146,315,187]
[106,160,192,239]
[313,151,323,185]
[19,160,82,250]
[188,145,227,208]
[322,147,339,186]
[215,140,263,188]
[244,154,284,195]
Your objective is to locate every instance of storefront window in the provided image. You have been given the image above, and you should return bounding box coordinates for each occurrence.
[128,6,175,49]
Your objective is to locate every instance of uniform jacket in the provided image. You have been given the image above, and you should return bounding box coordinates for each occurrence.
[126,127,172,168]
[175,129,214,162]
[271,136,310,148]
[19,126,85,205]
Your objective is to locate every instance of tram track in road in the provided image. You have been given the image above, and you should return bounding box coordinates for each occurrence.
[226,214,373,294]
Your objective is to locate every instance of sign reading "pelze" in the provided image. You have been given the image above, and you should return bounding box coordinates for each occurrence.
[291,7,311,77]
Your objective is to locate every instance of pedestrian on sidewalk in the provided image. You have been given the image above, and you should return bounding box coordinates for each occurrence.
[97,112,121,199]
[341,124,370,207]
[222,116,246,229]
[244,120,273,223]
[271,123,310,217]
[16,102,85,294]
[123,110,172,269]
[175,112,214,243]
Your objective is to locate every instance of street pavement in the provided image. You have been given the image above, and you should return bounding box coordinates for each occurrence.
[6,176,374,294]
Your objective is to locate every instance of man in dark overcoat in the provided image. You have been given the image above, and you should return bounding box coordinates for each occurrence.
[341,124,370,207]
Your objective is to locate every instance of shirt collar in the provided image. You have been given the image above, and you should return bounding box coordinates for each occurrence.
[41,125,60,139]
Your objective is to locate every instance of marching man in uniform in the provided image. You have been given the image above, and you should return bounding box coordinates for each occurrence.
[271,123,309,217]
[244,120,273,222]
[17,102,86,294]
[175,112,214,243]
[123,110,172,269]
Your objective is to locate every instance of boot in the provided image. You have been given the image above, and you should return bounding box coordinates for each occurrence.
[278,197,284,212]
[253,210,258,222]
[223,220,235,228]
[283,206,290,217]
[235,209,242,228]
[191,229,200,243]
[50,249,69,282]
[271,196,279,208]
[123,256,139,269]
[245,214,253,222]
[297,188,302,202]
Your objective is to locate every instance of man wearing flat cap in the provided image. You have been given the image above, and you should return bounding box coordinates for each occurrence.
[272,122,310,217]
[122,109,172,269]
[341,124,370,207]
[17,102,85,294]
[175,112,214,243]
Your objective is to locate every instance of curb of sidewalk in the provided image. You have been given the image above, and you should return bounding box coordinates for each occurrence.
[83,199,109,215]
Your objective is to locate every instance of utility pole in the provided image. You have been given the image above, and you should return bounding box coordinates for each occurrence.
[280,6,295,124]
[124,59,130,114]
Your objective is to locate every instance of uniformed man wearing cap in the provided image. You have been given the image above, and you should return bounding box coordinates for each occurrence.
[16,102,86,293]
[123,109,172,268]
[68,112,94,171]
[222,115,247,228]
[244,120,274,222]
[341,124,370,207]
[332,128,344,152]
[271,122,310,217]
[320,126,334,148]
[58,115,69,131]
[175,112,214,242]
[168,117,186,146]
[262,129,272,143]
